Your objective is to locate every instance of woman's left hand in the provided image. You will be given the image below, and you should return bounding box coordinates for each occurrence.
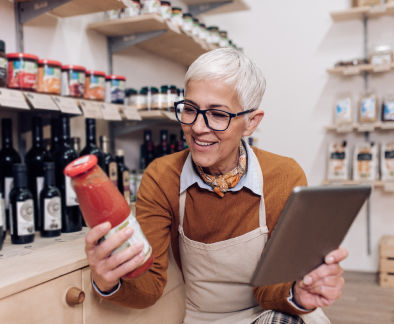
[293,247,348,310]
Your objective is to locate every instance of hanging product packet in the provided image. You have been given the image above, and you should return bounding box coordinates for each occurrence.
[381,95,394,122]
[353,142,379,181]
[334,96,352,126]
[359,93,378,124]
[327,141,350,181]
[381,142,394,181]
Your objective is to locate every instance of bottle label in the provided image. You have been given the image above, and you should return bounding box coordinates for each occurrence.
[36,176,44,206]
[0,57,7,81]
[65,175,79,206]
[104,211,151,261]
[108,162,118,185]
[16,199,35,236]
[4,177,13,210]
[44,197,61,231]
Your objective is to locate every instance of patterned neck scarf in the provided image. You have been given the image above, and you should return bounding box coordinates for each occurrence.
[196,142,247,198]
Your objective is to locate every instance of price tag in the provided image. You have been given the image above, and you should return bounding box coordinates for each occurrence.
[372,63,391,73]
[79,100,103,119]
[343,66,360,75]
[52,96,82,114]
[162,111,177,121]
[357,123,375,132]
[383,182,394,192]
[0,88,30,110]
[24,92,59,111]
[337,124,353,133]
[122,106,142,120]
[98,103,122,121]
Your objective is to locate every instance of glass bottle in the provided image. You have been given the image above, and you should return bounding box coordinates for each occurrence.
[80,118,104,169]
[9,164,35,244]
[156,129,170,157]
[141,130,155,169]
[99,135,118,186]
[115,149,131,205]
[49,117,61,159]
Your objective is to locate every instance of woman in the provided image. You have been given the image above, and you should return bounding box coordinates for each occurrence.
[85,48,346,324]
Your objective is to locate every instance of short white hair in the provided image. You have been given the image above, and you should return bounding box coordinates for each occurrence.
[185,48,266,111]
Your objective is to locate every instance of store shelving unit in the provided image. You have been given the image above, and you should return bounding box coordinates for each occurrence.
[183,0,249,15]
[327,63,394,76]
[330,3,394,21]
[323,179,394,192]
[325,122,394,133]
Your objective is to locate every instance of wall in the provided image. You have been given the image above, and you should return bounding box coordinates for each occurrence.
[0,0,393,271]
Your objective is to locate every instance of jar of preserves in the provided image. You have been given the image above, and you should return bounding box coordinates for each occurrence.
[207,26,220,45]
[61,65,86,98]
[150,86,159,110]
[182,13,193,33]
[0,40,7,88]
[168,85,178,111]
[105,75,126,104]
[158,85,168,110]
[171,7,183,28]
[219,30,230,47]
[7,53,39,91]
[37,59,62,95]
[160,0,171,19]
[64,154,153,279]
[123,0,141,17]
[137,87,148,110]
[192,18,200,36]
[84,70,106,101]
[198,23,208,41]
[125,88,138,107]
[141,0,160,14]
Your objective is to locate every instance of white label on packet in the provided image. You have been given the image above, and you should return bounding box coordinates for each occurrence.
[16,199,35,236]
[104,211,151,261]
[44,197,61,231]
[65,175,79,206]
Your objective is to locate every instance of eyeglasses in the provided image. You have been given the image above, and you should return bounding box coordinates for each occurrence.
[174,100,256,131]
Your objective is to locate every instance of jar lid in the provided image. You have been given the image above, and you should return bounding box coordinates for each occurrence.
[7,53,39,61]
[87,70,106,77]
[199,23,206,28]
[0,40,5,53]
[160,85,168,92]
[62,64,86,72]
[106,74,126,81]
[38,59,62,67]
[140,86,149,94]
[125,88,137,96]
[150,86,159,93]
[193,18,199,23]
[172,7,182,12]
[183,13,193,18]
[160,1,171,5]
[64,154,98,178]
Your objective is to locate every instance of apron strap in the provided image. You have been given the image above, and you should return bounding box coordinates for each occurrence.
[179,190,186,227]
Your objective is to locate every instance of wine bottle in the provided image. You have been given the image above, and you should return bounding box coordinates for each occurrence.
[0,118,22,229]
[71,137,81,155]
[156,129,171,158]
[176,129,186,152]
[9,164,35,244]
[54,115,82,233]
[80,118,104,168]
[115,149,131,205]
[0,192,5,250]
[40,162,62,237]
[170,134,176,154]
[142,130,155,169]
[25,116,52,231]
[99,135,118,186]
[49,117,61,159]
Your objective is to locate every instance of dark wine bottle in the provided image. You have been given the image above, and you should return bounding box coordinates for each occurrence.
[169,134,177,154]
[99,135,118,186]
[0,192,5,250]
[142,130,155,169]
[49,117,61,159]
[176,129,186,152]
[115,149,131,205]
[9,164,35,244]
[25,116,52,231]
[0,118,22,230]
[40,162,61,237]
[55,115,82,233]
[156,129,171,158]
[80,118,104,168]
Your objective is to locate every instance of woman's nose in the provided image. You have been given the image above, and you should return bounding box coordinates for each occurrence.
[192,113,210,133]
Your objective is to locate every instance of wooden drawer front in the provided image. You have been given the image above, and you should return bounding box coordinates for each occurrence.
[0,270,83,324]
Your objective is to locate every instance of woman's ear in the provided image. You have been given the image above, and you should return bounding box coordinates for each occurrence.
[243,109,264,136]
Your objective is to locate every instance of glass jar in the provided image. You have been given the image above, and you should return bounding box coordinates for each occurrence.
[0,40,7,88]
[7,53,39,91]
[219,30,230,47]
[37,59,62,95]
[207,26,220,45]
[125,88,138,107]
[198,23,208,41]
[141,0,160,14]
[182,13,193,33]
[192,18,200,36]
[171,7,183,28]
[64,154,153,279]
[160,0,171,19]
[84,70,106,101]
[150,86,159,110]
[158,85,168,110]
[61,64,86,98]
[105,75,126,104]
[106,10,121,19]
[168,85,178,111]
[137,87,148,110]
[123,0,141,17]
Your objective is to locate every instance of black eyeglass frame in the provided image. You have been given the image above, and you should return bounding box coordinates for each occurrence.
[174,100,256,131]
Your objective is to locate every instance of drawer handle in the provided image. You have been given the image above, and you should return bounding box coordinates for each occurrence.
[66,287,85,306]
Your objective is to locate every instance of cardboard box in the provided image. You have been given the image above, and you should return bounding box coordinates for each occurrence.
[379,236,394,288]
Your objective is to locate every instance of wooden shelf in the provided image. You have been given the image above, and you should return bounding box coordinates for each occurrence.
[327,63,394,76]
[88,14,217,67]
[183,0,250,15]
[323,180,394,192]
[331,3,394,21]
[325,122,394,133]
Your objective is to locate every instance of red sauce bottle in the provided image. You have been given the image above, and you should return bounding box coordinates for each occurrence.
[64,154,153,279]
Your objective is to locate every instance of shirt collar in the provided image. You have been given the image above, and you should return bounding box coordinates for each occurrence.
[179,139,262,196]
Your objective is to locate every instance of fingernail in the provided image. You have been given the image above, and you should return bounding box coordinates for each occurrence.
[125,227,133,236]
[304,276,312,285]
[102,222,111,229]
[326,256,334,263]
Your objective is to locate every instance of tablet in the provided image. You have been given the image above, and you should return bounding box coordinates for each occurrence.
[251,184,371,287]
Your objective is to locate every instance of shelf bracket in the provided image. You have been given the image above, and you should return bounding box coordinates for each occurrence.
[188,0,232,16]
[107,29,166,74]
[16,0,72,24]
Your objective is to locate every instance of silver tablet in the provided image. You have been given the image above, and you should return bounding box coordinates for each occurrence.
[251,185,371,287]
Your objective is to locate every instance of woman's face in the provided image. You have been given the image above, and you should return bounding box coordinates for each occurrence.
[182,79,249,175]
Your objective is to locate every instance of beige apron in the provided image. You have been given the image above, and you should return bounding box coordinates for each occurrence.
[178,154,330,324]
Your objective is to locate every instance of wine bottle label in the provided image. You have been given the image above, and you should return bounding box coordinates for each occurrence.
[36,176,44,205]
[108,162,118,185]
[16,199,35,236]
[65,175,79,206]
[104,211,152,261]
[44,197,61,231]
[4,177,13,210]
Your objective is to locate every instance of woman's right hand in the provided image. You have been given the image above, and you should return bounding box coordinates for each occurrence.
[85,221,146,292]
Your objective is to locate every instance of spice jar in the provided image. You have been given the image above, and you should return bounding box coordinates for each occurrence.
[207,26,220,45]
[37,59,62,95]
[158,85,168,110]
[192,18,200,36]
[64,155,154,279]
[182,13,193,33]
[160,1,171,19]
[123,0,141,17]
[7,53,39,90]
[61,65,86,98]
[84,70,106,101]
[105,75,126,104]
[0,40,7,88]
[171,7,183,28]
[198,23,208,41]
[125,88,138,107]
[137,87,148,110]
[167,85,178,111]
[150,87,159,110]
[219,30,229,47]
[141,0,160,14]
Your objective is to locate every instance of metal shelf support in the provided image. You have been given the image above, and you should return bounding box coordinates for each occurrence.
[188,0,232,16]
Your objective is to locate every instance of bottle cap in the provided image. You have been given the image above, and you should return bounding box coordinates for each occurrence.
[64,154,98,178]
